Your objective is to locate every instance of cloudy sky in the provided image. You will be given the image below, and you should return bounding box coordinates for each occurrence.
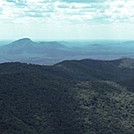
[0,0,134,40]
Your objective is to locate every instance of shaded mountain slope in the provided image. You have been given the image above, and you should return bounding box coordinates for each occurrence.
[0,59,134,134]
[54,58,134,81]
[1,58,134,81]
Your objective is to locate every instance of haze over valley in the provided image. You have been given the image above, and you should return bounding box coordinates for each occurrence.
[0,38,134,65]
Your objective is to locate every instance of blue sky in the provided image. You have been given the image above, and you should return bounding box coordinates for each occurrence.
[0,0,134,40]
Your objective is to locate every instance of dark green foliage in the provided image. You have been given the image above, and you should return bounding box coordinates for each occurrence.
[0,59,134,134]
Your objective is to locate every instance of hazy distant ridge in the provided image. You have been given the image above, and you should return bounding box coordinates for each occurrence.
[0,38,134,64]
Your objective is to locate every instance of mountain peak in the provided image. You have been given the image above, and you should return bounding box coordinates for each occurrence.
[0,38,37,54]
[14,38,33,43]
[9,38,36,47]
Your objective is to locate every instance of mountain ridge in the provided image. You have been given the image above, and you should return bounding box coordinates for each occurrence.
[1,58,134,81]
[1,38,134,65]
[0,38,69,64]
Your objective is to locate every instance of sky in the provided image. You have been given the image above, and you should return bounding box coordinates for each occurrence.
[0,0,134,40]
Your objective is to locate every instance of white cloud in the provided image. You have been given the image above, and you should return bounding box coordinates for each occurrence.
[0,0,134,25]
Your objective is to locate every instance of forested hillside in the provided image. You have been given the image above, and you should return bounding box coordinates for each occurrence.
[0,58,134,134]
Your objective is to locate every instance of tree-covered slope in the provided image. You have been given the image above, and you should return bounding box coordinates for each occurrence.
[0,59,134,134]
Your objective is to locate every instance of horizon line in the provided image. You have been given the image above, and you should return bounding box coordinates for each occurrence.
[0,38,134,41]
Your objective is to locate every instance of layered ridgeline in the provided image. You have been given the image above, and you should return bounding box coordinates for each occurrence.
[0,58,134,134]
[0,38,134,64]
[0,38,70,64]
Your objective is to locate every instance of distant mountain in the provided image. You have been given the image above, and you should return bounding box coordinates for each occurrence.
[121,41,134,45]
[0,38,36,54]
[0,58,134,134]
[7,38,36,47]
[1,38,134,64]
[0,38,71,64]
[0,38,68,54]
[38,41,67,49]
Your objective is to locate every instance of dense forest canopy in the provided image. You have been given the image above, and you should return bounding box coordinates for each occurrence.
[0,58,134,134]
